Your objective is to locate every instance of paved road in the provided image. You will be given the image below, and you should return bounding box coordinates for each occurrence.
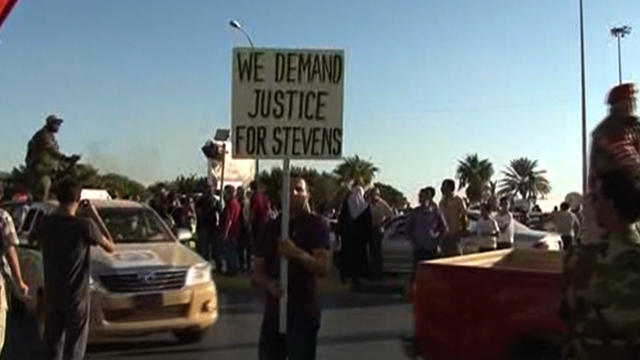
[2,275,413,360]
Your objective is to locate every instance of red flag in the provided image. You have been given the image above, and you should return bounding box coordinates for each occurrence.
[0,0,18,31]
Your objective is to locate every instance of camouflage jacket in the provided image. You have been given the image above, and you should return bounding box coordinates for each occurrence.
[562,225,640,359]
[25,127,69,175]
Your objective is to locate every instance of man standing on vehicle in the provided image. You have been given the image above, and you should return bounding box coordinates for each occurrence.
[495,197,514,249]
[368,187,394,280]
[34,178,115,360]
[0,180,29,354]
[407,187,447,279]
[562,169,640,359]
[439,179,468,256]
[253,175,331,360]
[220,185,241,276]
[25,115,80,201]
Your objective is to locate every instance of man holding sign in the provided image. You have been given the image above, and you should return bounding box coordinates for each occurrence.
[253,175,331,360]
[233,46,343,360]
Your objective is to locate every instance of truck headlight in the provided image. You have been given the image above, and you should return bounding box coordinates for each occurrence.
[186,263,211,286]
[89,275,103,291]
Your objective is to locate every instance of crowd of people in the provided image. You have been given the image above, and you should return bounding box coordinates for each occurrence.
[0,83,638,360]
[149,181,275,277]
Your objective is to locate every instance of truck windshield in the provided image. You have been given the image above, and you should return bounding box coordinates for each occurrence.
[98,208,173,243]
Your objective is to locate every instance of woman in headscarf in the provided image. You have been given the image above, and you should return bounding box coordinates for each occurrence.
[338,184,372,286]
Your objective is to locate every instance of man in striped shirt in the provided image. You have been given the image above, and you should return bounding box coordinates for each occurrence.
[584,83,640,245]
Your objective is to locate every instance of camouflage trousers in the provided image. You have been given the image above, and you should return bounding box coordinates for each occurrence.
[28,173,52,201]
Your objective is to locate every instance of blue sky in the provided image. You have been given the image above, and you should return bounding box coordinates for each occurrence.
[1,0,638,203]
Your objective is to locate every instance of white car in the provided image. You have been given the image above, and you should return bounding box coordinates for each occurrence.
[381,211,562,274]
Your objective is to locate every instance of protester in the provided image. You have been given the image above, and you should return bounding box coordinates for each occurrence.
[253,175,331,360]
[406,187,447,280]
[367,187,393,280]
[583,83,640,244]
[495,197,514,249]
[475,203,499,252]
[0,180,29,354]
[25,115,80,201]
[220,185,241,276]
[338,184,372,285]
[33,178,115,360]
[439,179,468,256]
[562,169,640,359]
[554,202,581,250]
[195,191,218,262]
[237,186,252,272]
[250,181,271,252]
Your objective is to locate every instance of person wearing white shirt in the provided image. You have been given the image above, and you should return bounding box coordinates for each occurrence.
[495,197,514,249]
[475,204,499,252]
[554,202,581,249]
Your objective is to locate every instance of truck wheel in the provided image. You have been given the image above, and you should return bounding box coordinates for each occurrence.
[173,328,208,344]
[506,333,561,360]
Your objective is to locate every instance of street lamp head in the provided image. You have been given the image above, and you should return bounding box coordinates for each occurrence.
[229,20,242,29]
[611,25,632,37]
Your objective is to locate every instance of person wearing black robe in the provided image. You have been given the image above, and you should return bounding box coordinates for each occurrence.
[338,185,372,285]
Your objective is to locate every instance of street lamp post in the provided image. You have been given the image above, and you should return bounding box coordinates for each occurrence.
[610,25,631,85]
[579,0,587,195]
[229,19,259,180]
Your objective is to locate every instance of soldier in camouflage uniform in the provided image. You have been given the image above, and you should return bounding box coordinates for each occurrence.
[25,115,80,201]
[562,169,640,359]
[583,83,640,245]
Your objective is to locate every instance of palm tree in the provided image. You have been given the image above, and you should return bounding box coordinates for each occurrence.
[456,154,494,204]
[499,157,551,200]
[333,155,379,187]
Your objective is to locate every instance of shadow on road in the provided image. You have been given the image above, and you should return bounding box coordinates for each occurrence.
[87,339,180,353]
[104,330,404,358]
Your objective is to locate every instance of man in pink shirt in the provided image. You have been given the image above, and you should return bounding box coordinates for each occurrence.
[220,185,241,276]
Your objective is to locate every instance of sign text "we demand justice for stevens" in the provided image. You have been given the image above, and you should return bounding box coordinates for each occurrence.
[232,48,344,159]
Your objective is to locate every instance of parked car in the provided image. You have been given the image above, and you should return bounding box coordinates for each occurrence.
[14,199,218,344]
[382,210,563,274]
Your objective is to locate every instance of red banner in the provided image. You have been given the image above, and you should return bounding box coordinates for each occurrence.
[0,0,18,31]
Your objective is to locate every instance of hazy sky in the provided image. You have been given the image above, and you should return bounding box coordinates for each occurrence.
[1,0,638,203]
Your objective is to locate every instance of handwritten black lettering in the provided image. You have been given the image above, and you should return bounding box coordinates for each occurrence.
[254,52,265,82]
[275,53,285,82]
[247,89,261,118]
[272,127,283,154]
[257,126,267,155]
[287,52,297,83]
[291,127,302,156]
[273,90,285,119]
[316,91,328,120]
[332,128,342,156]
[245,126,256,155]
[234,126,246,156]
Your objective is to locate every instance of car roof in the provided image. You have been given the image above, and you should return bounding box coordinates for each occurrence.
[29,199,147,213]
[91,199,146,209]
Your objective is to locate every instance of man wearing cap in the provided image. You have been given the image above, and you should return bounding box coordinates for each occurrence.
[25,115,80,201]
[582,83,640,245]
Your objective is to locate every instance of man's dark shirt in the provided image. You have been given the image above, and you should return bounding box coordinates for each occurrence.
[256,212,330,319]
[36,214,101,307]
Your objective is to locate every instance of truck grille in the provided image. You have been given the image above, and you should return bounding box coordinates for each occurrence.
[104,305,189,323]
[99,268,188,293]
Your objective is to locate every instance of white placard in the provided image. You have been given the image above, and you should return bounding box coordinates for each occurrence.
[232,48,344,159]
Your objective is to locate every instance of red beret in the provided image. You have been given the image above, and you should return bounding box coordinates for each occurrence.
[607,83,637,105]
